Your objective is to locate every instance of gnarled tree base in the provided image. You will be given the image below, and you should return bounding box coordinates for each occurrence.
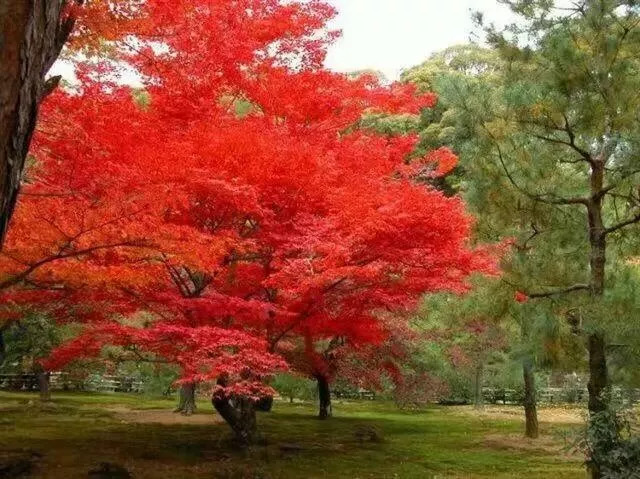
[212,394,257,446]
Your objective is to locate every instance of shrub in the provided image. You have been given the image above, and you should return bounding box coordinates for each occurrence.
[576,408,640,479]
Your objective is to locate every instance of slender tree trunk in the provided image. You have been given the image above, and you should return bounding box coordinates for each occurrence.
[473,363,484,409]
[211,377,256,446]
[316,374,332,419]
[255,396,273,412]
[37,370,50,401]
[586,161,609,414]
[0,326,6,366]
[587,228,608,415]
[174,382,197,415]
[522,359,539,439]
[587,333,608,413]
[0,1,75,245]
[586,160,609,479]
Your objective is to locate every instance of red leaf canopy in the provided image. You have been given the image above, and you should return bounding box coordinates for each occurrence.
[0,0,495,393]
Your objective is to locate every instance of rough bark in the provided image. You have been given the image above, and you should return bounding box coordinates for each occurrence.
[315,374,332,419]
[174,382,197,416]
[522,359,539,439]
[587,333,608,414]
[0,0,75,246]
[586,160,608,479]
[586,160,609,416]
[211,378,257,446]
[473,363,484,410]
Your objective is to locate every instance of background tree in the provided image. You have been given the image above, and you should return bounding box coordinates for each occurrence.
[402,36,609,440]
[406,3,640,475]
[0,312,61,401]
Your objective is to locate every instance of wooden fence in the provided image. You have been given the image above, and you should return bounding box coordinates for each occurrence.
[2,374,639,406]
[0,372,144,393]
[481,386,640,406]
[333,388,376,400]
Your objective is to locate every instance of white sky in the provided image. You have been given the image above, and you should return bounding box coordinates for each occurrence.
[324,0,515,80]
[52,1,516,83]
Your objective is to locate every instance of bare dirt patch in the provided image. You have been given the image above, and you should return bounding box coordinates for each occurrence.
[483,432,579,458]
[105,406,223,425]
[450,405,585,424]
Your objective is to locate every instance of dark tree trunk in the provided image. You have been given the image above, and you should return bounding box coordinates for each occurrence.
[587,333,608,414]
[0,326,6,366]
[522,359,539,439]
[255,396,273,412]
[0,1,75,245]
[174,382,197,415]
[36,370,50,402]
[473,363,484,409]
[212,378,256,446]
[586,160,609,479]
[316,374,332,419]
[586,161,608,416]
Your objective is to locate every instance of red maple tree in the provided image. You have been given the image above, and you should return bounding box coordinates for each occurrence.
[0,0,495,441]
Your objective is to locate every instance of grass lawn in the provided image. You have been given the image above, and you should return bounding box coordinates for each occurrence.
[0,391,585,478]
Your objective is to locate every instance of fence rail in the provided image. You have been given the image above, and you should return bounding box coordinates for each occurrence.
[481,386,640,406]
[2,374,639,406]
[0,372,144,393]
[333,388,376,400]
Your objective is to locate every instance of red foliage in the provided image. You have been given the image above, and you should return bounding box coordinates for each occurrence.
[0,0,495,397]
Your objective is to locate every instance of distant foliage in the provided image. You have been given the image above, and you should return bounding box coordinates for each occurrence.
[272,374,316,403]
[0,314,61,374]
[392,372,449,410]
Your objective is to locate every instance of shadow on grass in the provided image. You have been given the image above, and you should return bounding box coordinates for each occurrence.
[0,392,584,478]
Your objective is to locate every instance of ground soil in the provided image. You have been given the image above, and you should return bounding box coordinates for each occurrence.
[450,405,585,424]
[105,406,223,425]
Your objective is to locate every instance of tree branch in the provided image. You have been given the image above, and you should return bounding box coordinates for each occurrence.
[0,240,149,290]
[604,212,640,235]
[493,141,589,206]
[526,284,590,299]
[40,75,62,102]
[502,278,590,298]
[530,133,593,165]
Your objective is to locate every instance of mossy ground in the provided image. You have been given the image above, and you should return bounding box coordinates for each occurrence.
[0,391,585,478]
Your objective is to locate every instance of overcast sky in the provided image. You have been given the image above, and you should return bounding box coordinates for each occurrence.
[324,0,515,80]
[52,1,516,83]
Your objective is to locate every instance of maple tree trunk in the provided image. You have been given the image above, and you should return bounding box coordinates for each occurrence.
[255,396,273,412]
[316,374,332,419]
[0,326,6,366]
[473,363,483,409]
[37,370,50,402]
[174,382,197,416]
[0,0,72,246]
[522,360,538,439]
[212,378,256,446]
